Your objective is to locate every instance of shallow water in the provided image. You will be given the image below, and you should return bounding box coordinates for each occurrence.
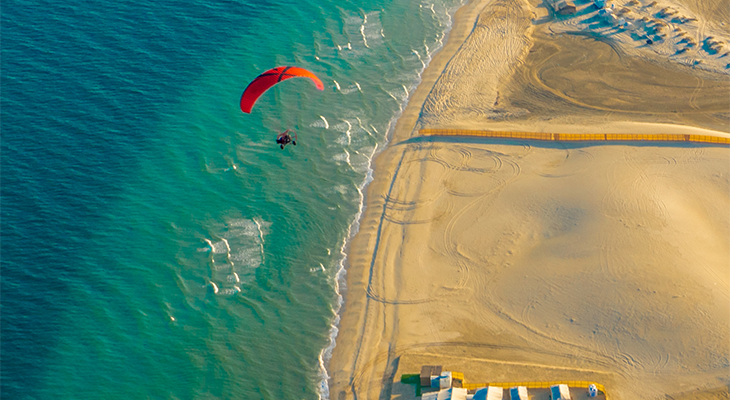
[1,0,463,398]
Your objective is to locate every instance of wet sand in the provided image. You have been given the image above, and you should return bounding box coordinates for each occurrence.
[327,0,730,398]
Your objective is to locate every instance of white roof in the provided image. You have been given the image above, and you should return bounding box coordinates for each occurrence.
[424,388,466,400]
[423,392,439,400]
[439,372,452,389]
[450,388,468,400]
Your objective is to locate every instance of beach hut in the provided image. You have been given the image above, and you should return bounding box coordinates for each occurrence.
[509,387,528,400]
[557,0,577,15]
[550,384,571,400]
[422,388,468,400]
[599,10,618,23]
[548,0,577,15]
[473,386,504,400]
[421,365,443,387]
[440,371,453,389]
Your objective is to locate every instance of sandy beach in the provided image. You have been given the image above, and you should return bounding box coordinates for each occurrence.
[328,0,730,398]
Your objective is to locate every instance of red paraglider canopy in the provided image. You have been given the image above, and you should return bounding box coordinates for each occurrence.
[240,66,324,113]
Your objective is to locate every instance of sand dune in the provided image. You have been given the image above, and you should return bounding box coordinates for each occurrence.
[328,0,730,398]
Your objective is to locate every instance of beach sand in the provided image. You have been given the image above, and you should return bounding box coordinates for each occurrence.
[328,0,730,398]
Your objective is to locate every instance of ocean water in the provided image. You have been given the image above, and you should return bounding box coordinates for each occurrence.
[1,0,462,398]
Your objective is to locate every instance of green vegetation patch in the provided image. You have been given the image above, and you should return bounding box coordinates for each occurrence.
[400,374,420,384]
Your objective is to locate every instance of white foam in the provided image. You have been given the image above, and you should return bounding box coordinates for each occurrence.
[334,184,349,196]
[253,218,266,263]
[310,118,327,129]
[360,23,369,48]
[332,150,352,169]
[205,239,229,254]
[344,121,352,145]
[206,218,270,295]
[317,143,378,400]
[338,83,360,95]
[356,117,374,138]
[310,263,327,273]
[413,49,426,68]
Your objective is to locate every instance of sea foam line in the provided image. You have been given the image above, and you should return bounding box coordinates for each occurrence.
[316,2,462,397]
[360,18,369,48]
[317,144,377,400]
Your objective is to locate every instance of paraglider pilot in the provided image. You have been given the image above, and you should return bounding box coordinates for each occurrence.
[276,129,297,149]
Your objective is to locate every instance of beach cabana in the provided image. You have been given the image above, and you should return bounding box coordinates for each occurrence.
[509,386,528,400]
[473,386,504,400]
[553,0,577,15]
[421,365,443,387]
[550,384,571,400]
[422,388,468,400]
[440,371,453,389]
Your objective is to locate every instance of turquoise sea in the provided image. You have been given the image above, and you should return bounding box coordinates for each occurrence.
[1,0,462,398]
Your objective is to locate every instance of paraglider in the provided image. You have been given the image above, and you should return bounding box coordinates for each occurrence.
[240,66,323,150]
[240,66,324,114]
[276,129,296,150]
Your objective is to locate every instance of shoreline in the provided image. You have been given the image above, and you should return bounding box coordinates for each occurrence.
[326,0,494,395]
